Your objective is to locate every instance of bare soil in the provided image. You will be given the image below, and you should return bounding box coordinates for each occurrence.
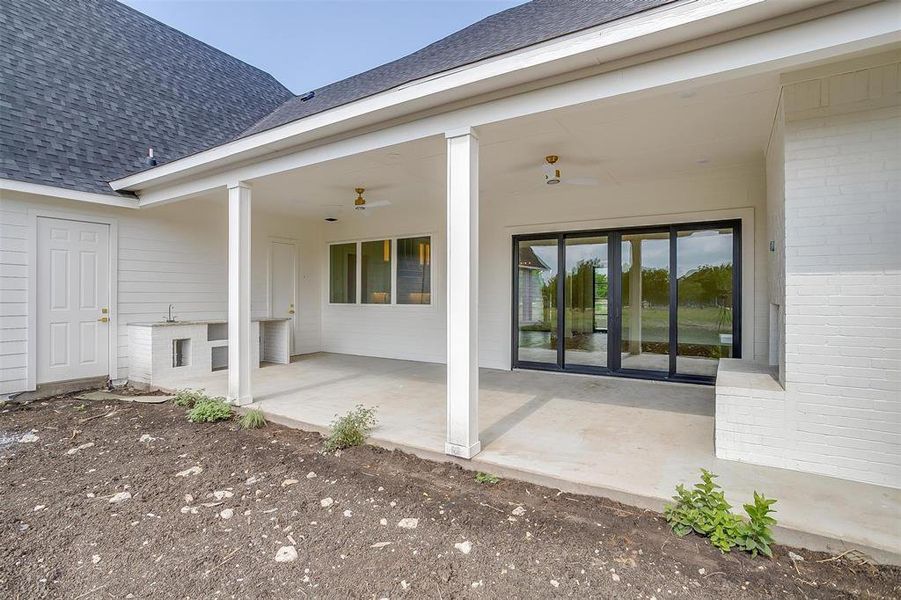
[1,395,898,599]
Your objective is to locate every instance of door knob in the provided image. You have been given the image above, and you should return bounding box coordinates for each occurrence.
[288,309,295,314]
[98,316,109,323]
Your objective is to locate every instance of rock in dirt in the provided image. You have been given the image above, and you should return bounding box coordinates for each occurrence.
[550,580,559,588]
[397,518,418,529]
[343,510,353,518]
[370,542,392,549]
[306,471,317,479]
[219,508,234,520]
[66,442,94,455]
[274,545,298,563]
[212,490,233,500]
[789,551,805,562]
[175,466,202,477]
[92,555,101,564]
[33,504,46,512]
[379,518,388,526]
[282,479,299,487]
[454,540,473,555]
[511,505,526,516]
[109,491,131,504]
[139,434,156,443]
[20,432,39,443]
[320,497,334,508]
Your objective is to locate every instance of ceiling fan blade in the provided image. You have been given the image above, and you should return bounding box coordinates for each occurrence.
[364,199,392,208]
[563,177,599,186]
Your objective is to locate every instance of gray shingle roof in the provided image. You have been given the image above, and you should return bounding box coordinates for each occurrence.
[1,0,675,195]
[239,0,676,138]
[0,0,293,196]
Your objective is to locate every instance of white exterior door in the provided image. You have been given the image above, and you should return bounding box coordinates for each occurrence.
[269,240,298,354]
[37,218,111,383]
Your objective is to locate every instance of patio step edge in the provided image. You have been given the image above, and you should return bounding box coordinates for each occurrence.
[257,408,901,566]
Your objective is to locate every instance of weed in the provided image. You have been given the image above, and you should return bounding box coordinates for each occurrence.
[173,389,208,408]
[187,397,232,423]
[74,403,87,412]
[324,405,377,452]
[239,408,267,430]
[475,472,500,485]
[664,469,776,557]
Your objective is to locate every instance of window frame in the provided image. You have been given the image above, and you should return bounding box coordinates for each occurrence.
[326,233,434,308]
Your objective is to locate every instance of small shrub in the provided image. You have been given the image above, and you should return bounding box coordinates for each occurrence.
[239,408,267,430]
[664,469,777,557]
[475,472,500,485]
[324,405,377,452]
[187,397,233,423]
[173,389,208,408]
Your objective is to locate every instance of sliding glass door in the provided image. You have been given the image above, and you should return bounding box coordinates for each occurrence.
[515,238,559,367]
[513,221,740,383]
[564,236,609,368]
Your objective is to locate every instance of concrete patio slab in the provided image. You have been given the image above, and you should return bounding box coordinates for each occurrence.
[184,352,901,564]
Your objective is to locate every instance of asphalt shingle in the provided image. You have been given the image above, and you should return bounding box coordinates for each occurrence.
[0,0,292,196]
[1,0,675,195]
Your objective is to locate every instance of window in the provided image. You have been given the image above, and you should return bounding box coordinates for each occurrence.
[397,236,431,304]
[361,240,392,304]
[328,236,431,305]
[329,243,356,303]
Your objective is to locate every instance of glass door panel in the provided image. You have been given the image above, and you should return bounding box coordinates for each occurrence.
[516,239,558,365]
[620,232,670,373]
[564,236,608,368]
[676,228,735,376]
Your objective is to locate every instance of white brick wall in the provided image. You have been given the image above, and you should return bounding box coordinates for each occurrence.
[716,56,901,489]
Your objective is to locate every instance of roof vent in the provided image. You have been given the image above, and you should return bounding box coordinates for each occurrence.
[145,148,157,167]
[300,91,315,102]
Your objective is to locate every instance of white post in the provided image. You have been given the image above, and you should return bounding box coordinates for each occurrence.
[227,181,253,405]
[445,127,480,459]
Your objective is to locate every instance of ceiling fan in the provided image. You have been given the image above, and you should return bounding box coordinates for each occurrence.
[542,155,598,186]
[353,187,391,211]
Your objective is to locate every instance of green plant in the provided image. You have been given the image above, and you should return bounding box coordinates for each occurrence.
[735,491,777,558]
[475,472,500,485]
[187,397,233,423]
[324,405,377,452]
[173,389,208,408]
[664,469,777,557]
[239,408,267,430]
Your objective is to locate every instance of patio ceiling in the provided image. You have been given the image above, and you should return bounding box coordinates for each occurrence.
[210,70,780,220]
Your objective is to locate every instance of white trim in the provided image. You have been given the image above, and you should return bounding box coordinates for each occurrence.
[27,208,120,390]
[326,233,436,308]
[113,0,758,192]
[1,178,139,209]
[131,3,901,207]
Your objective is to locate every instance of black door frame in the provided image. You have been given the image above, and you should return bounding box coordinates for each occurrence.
[511,219,742,385]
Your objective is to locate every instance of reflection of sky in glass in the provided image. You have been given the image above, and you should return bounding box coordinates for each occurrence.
[677,232,732,277]
[527,230,731,283]
[530,244,557,285]
[566,241,607,271]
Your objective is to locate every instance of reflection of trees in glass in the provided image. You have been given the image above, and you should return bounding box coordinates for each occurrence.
[621,267,670,306]
[678,264,732,306]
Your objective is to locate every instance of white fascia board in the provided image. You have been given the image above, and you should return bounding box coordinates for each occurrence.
[0,178,139,209]
[114,0,771,192]
[136,1,901,208]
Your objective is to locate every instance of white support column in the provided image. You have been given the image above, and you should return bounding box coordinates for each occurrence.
[227,181,253,405]
[445,127,480,459]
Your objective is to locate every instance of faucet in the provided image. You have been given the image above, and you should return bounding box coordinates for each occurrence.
[166,304,176,323]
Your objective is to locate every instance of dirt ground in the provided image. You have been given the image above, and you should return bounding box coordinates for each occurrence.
[1,395,898,599]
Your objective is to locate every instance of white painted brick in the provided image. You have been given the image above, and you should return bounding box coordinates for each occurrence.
[717,66,901,489]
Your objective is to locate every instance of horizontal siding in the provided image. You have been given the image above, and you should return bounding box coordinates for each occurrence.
[0,191,321,394]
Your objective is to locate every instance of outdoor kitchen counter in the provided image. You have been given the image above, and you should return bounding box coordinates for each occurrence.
[127,318,292,387]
